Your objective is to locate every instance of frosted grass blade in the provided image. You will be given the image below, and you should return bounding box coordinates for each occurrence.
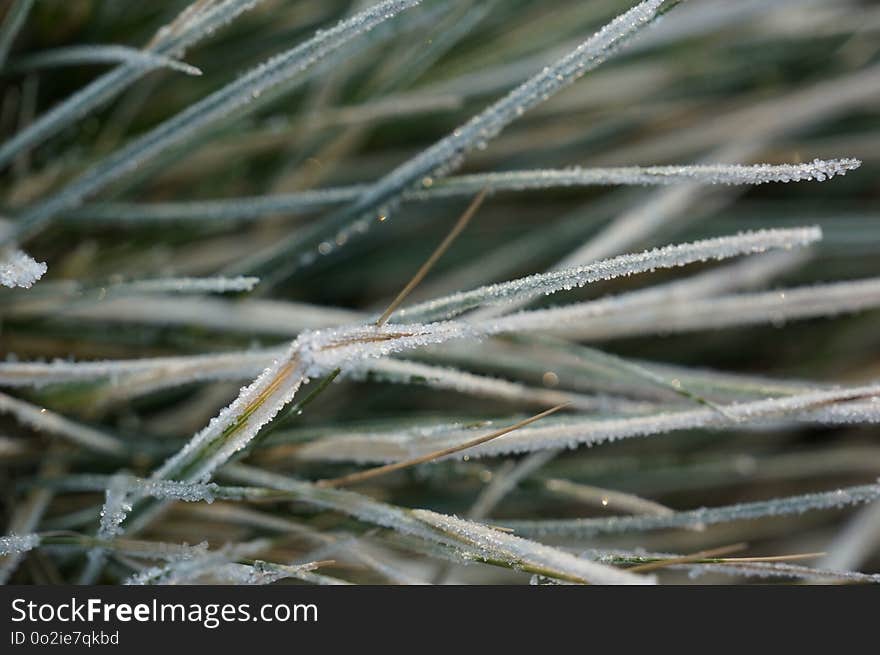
[296,383,880,462]
[505,482,880,537]
[395,227,821,322]
[412,509,653,584]
[511,277,880,339]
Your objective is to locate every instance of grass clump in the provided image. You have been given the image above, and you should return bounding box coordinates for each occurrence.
[1,0,879,585]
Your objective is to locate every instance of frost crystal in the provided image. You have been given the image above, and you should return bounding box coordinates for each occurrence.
[120,276,260,294]
[99,473,135,539]
[0,249,47,289]
[0,533,40,556]
[409,158,862,195]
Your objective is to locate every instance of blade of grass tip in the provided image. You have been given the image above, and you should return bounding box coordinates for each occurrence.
[0,0,33,67]
[317,403,570,488]
[626,543,748,573]
[543,478,675,517]
[548,60,878,276]
[376,189,487,326]
[3,0,423,244]
[0,0,267,170]
[7,45,203,76]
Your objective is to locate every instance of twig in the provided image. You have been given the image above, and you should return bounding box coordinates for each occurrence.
[318,402,569,487]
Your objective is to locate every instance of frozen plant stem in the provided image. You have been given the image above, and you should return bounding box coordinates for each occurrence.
[376,189,487,326]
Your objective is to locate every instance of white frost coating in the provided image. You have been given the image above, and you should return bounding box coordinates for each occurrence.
[70,159,859,224]
[412,509,653,585]
[9,0,424,242]
[98,473,134,538]
[0,249,46,288]
[210,560,342,585]
[0,533,40,556]
[0,391,124,455]
[394,227,822,322]
[297,384,880,462]
[118,276,260,294]
[10,45,202,76]
[100,473,222,541]
[410,158,862,196]
[124,540,270,585]
[509,276,880,339]
[506,482,880,537]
